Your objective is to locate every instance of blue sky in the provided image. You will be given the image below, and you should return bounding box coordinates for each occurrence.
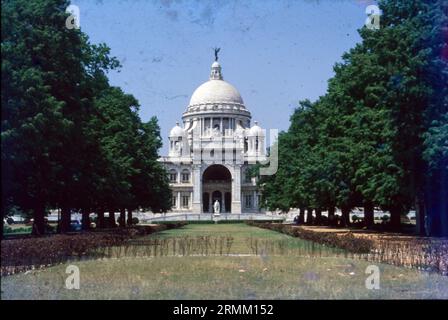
[75,0,376,154]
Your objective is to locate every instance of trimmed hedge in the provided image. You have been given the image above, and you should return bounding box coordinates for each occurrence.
[3,226,32,234]
[1,222,187,276]
[246,221,373,254]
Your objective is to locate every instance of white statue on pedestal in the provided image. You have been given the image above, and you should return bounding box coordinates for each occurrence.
[212,126,221,137]
[213,200,221,214]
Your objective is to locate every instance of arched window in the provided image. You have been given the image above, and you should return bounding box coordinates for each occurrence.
[169,169,177,183]
[181,169,190,183]
[245,194,253,208]
[181,192,190,208]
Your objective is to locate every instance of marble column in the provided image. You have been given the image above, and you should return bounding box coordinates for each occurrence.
[222,193,226,213]
[253,190,257,210]
[232,165,242,213]
[192,165,202,213]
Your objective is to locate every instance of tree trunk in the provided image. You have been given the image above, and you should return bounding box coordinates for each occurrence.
[340,207,351,227]
[415,196,426,236]
[81,208,90,231]
[119,208,126,227]
[32,202,46,235]
[328,207,335,226]
[364,202,374,228]
[60,206,71,233]
[424,165,448,236]
[315,208,322,225]
[306,208,313,225]
[389,207,401,230]
[127,208,133,225]
[109,209,116,228]
[0,216,4,240]
[298,208,305,224]
[97,209,105,229]
[0,204,5,240]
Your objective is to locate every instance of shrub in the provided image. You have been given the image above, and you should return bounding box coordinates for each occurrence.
[3,225,12,234]
[3,226,32,235]
[246,221,373,254]
[1,223,187,276]
[246,221,448,275]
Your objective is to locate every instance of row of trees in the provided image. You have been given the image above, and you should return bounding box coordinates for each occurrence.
[259,0,447,236]
[1,0,171,237]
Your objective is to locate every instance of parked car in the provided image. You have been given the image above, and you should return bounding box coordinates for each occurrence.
[6,217,15,225]
[5,215,26,224]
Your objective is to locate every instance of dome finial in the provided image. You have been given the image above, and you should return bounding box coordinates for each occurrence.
[213,47,221,61]
[210,49,223,80]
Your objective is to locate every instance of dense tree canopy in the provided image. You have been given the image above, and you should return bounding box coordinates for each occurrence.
[260,0,447,236]
[1,0,171,236]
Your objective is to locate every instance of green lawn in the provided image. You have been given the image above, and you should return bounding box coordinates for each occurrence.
[139,223,345,254]
[2,223,447,299]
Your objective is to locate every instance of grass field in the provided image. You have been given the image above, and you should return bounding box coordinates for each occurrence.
[1,223,447,299]
[139,223,345,254]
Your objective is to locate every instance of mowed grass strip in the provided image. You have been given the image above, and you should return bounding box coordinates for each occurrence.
[2,255,447,299]
[139,223,344,254]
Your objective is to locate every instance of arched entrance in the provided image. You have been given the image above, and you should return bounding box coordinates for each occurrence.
[202,164,232,213]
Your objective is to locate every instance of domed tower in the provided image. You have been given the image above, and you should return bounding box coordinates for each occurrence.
[247,121,265,158]
[161,52,265,215]
[168,122,187,157]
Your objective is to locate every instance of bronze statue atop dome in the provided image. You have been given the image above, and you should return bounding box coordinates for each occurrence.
[213,47,220,61]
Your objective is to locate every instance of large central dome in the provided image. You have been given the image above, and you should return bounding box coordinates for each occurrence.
[183,61,250,119]
[189,79,244,106]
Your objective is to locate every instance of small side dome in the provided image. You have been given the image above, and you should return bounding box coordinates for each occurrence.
[248,121,264,136]
[169,122,185,137]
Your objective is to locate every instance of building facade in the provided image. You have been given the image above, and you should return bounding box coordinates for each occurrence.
[159,57,266,214]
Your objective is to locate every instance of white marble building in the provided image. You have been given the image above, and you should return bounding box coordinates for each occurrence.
[159,57,266,214]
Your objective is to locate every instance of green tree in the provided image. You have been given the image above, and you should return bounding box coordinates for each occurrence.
[260,0,447,235]
[1,0,171,236]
